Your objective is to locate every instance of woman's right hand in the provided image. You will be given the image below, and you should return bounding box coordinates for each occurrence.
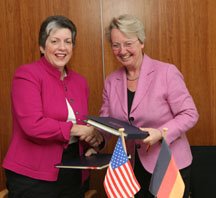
[71,124,103,147]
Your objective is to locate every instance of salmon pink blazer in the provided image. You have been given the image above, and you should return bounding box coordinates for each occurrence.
[100,54,199,173]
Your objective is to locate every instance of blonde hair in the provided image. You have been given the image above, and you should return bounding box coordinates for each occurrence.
[106,14,145,43]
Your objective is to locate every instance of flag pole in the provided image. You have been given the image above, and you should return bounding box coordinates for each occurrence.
[162,127,168,139]
[118,128,135,198]
[118,128,127,154]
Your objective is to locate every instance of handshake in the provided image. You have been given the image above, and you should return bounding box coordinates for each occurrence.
[71,124,104,155]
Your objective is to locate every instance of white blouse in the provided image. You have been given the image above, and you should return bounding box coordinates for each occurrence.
[66,98,78,144]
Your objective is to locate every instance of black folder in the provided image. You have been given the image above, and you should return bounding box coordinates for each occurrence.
[85,116,149,139]
[55,154,112,170]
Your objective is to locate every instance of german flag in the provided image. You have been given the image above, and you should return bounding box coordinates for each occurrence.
[149,138,185,198]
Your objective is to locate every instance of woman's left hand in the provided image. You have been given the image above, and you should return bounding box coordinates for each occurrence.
[140,128,162,146]
[84,148,97,156]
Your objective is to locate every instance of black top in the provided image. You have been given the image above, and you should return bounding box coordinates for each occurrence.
[127,89,135,116]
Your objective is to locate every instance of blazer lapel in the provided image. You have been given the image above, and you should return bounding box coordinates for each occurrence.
[130,55,155,113]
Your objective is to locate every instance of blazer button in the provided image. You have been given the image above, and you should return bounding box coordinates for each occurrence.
[75,111,79,115]
[70,99,74,103]
[135,144,141,149]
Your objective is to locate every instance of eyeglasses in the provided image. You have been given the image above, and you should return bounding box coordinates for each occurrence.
[111,39,139,51]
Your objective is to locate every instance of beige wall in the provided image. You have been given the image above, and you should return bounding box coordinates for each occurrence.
[1,0,216,197]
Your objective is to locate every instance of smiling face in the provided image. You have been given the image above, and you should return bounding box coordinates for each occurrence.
[110,29,144,69]
[40,28,73,72]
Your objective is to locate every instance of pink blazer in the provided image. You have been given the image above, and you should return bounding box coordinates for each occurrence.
[3,57,90,181]
[100,54,199,173]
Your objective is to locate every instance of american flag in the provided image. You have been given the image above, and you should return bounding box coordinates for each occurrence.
[104,137,140,198]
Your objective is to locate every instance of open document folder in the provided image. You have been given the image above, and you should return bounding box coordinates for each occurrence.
[55,154,112,170]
